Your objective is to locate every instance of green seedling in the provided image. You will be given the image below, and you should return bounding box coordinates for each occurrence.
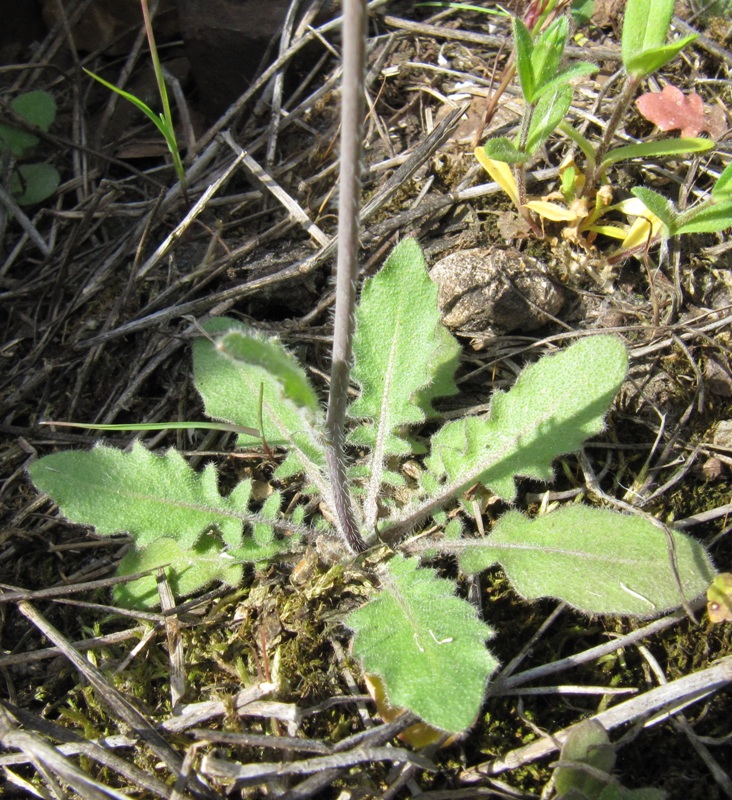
[632,160,732,239]
[27,0,717,737]
[477,0,715,251]
[550,719,666,799]
[84,0,187,205]
[465,0,586,150]
[0,89,60,206]
[29,238,716,733]
[574,0,702,189]
[480,12,598,228]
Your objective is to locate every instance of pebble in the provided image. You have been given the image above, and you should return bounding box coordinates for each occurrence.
[429,247,564,333]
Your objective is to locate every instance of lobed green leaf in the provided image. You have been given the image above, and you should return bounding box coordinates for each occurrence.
[347,555,497,732]
[193,318,328,493]
[426,335,628,502]
[459,506,716,616]
[114,535,243,609]
[29,442,250,550]
[349,238,459,529]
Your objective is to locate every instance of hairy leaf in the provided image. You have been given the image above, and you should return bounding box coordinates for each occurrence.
[219,478,297,560]
[513,16,536,102]
[554,720,616,800]
[114,535,243,609]
[631,187,677,233]
[426,335,627,502]
[675,200,732,235]
[624,38,698,79]
[712,162,732,201]
[621,0,696,78]
[459,506,715,615]
[529,17,567,100]
[482,137,526,165]
[216,328,320,413]
[532,62,598,103]
[526,83,573,155]
[347,555,496,733]
[29,442,253,549]
[602,138,713,174]
[0,90,56,157]
[194,317,329,494]
[349,238,459,529]
[621,0,674,68]
[412,323,461,422]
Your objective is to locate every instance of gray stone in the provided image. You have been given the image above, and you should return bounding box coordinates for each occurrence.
[429,248,564,334]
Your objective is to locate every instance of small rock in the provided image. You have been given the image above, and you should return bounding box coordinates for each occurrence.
[713,420,732,449]
[704,356,732,397]
[693,457,724,482]
[429,248,564,333]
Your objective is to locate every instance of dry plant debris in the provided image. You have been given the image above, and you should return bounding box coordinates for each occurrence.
[1,1,732,798]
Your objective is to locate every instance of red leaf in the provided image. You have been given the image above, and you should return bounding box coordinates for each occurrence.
[636,84,712,138]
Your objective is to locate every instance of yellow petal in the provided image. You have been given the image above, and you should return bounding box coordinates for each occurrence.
[525,200,579,222]
[586,224,629,240]
[707,573,732,624]
[618,216,656,251]
[474,148,520,208]
[612,197,653,217]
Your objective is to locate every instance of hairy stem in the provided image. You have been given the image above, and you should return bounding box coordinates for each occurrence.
[325,0,368,553]
[515,106,531,224]
[583,73,641,194]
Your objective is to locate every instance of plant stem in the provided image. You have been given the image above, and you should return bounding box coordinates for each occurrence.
[583,73,641,195]
[515,105,543,236]
[325,0,368,553]
[515,106,531,209]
